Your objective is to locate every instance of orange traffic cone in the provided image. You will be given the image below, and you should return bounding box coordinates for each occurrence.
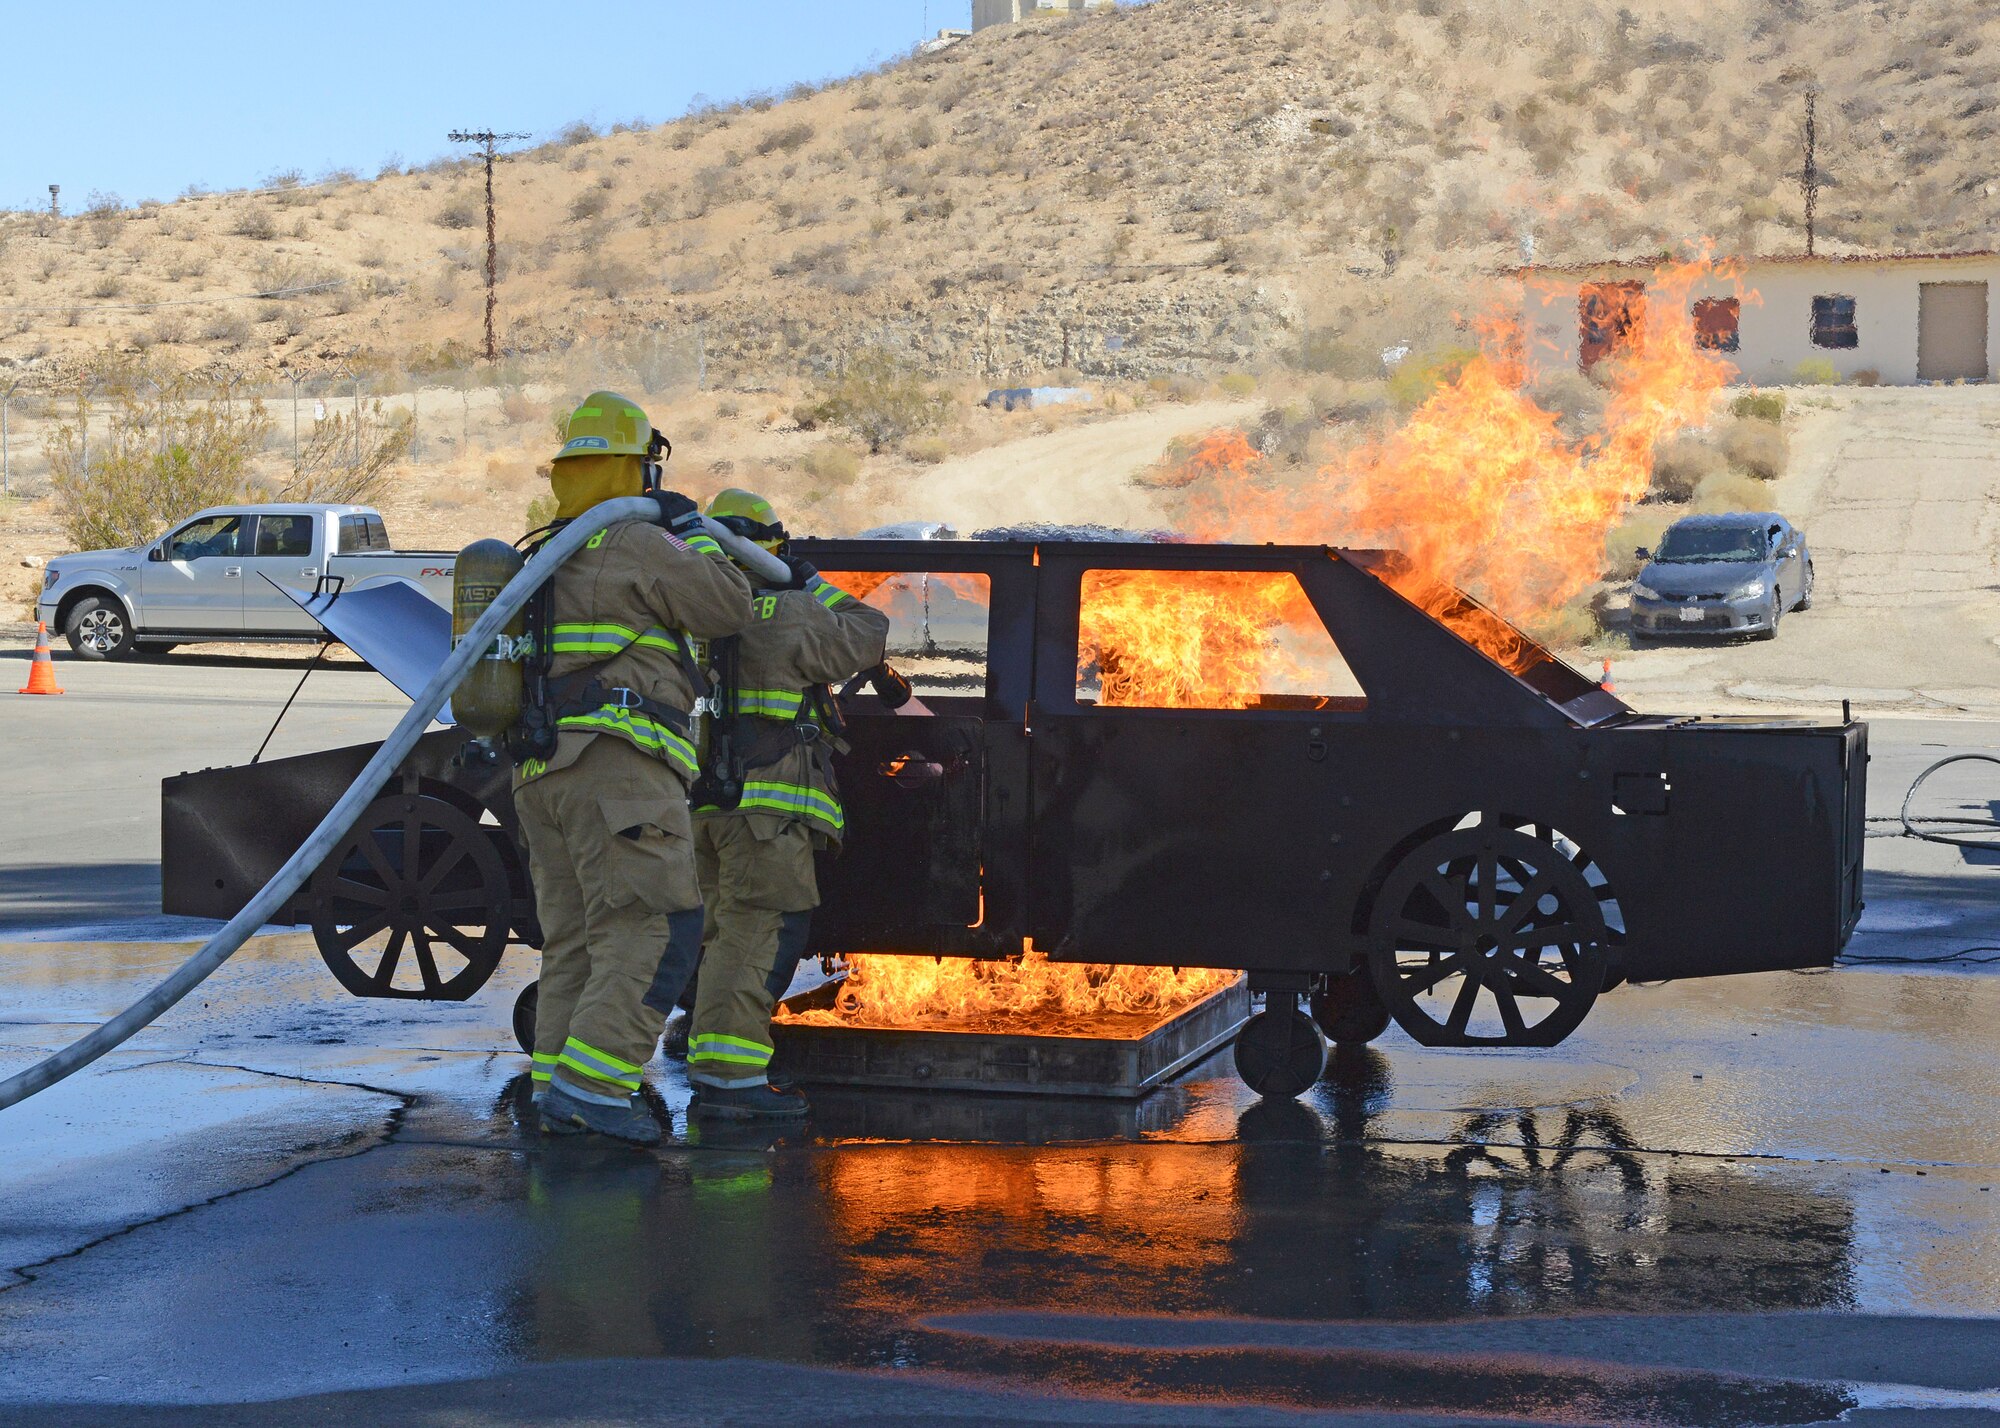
[18,622,62,696]
[1600,657,1616,695]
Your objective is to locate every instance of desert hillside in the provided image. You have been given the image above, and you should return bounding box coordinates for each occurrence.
[3,0,1998,386]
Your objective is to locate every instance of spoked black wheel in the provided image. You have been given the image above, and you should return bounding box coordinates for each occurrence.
[1311,969,1392,1045]
[1232,1006,1327,1098]
[307,793,511,1000]
[1368,826,1608,1047]
[513,980,539,1055]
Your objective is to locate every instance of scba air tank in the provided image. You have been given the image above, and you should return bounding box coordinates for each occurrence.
[451,539,527,740]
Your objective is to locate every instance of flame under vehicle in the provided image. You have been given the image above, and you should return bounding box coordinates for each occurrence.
[161,538,1867,1097]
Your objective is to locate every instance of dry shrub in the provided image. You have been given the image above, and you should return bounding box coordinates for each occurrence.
[1723,420,1789,480]
[232,207,278,240]
[804,349,951,453]
[802,440,861,486]
[1650,434,1725,501]
[905,434,952,464]
[288,405,414,504]
[45,376,272,550]
[756,121,815,157]
[1694,469,1768,511]
[568,188,609,222]
[1218,372,1257,397]
[435,196,480,229]
[1731,391,1785,422]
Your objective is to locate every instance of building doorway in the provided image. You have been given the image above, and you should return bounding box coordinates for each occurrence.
[1917,281,1989,381]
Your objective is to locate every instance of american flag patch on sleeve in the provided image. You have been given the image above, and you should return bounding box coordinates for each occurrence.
[659,529,692,553]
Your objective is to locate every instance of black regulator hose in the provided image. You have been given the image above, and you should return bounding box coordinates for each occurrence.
[0,496,666,1113]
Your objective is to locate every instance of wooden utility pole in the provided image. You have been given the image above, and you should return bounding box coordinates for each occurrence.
[447,129,528,361]
[1802,89,1820,257]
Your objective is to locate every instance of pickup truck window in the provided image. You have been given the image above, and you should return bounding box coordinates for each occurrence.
[1076,568,1366,711]
[256,514,314,557]
[337,514,390,553]
[167,514,246,560]
[820,570,989,698]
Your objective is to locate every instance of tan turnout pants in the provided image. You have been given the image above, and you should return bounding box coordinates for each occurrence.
[687,817,817,1088]
[516,735,702,1104]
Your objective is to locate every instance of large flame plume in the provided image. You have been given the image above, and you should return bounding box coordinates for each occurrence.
[1182,258,1741,664]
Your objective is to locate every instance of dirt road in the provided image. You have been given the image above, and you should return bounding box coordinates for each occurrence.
[908,398,1258,533]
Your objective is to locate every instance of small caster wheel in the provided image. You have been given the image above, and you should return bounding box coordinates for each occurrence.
[1233,1007,1326,1098]
[512,979,538,1056]
[1311,972,1392,1045]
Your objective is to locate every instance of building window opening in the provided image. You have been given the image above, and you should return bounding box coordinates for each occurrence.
[1811,294,1858,349]
[1578,280,1646,371]
[1693,297,1741,353]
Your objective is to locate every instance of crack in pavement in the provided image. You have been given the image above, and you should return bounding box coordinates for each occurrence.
[0,1060,416,1298]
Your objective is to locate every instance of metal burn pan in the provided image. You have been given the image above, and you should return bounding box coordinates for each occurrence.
[770,976,1250,1100]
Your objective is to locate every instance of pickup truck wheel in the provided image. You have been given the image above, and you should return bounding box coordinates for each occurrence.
[1367,826,1608,1048]
[64,596,134,660]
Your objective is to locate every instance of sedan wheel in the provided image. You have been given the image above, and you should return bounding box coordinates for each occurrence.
[63,597,133,660]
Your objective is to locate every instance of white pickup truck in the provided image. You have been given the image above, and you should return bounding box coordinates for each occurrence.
[36,503,456,659]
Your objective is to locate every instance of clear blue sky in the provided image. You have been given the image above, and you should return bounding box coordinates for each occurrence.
[0,1,973,208]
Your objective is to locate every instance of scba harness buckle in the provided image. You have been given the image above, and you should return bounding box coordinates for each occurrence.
[606,687,645,711]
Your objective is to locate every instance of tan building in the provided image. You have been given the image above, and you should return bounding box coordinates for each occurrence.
[1517,251,2000,385]
[972,0,1092,32]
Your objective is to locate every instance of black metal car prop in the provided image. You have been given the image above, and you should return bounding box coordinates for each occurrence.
[162,540,1867,1096]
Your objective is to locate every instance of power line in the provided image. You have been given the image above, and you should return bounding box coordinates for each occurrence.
[447,129,529,363]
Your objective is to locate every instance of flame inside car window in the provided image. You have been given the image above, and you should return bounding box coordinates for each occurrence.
[1076,569,1365,711]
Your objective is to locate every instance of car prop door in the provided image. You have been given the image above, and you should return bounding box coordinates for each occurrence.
[141,512,250,631]
[1028,560,1361,969]
[803,564,999,956]
[812,712,986,952]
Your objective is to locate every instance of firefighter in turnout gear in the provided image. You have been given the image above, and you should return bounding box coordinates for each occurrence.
[516,394,756,1146]
[687,489,889,1118]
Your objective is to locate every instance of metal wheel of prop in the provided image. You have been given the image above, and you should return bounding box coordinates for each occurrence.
[1232,1007,1327,1099]
[1311,969,1392,1045]
[307,793,511,1000]
[1368,826,1608,1048]
[513,980,539,1056]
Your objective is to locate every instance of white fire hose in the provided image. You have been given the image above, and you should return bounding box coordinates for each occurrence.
[0,500,786,1112]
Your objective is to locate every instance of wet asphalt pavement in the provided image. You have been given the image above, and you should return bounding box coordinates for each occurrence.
[3,656,2000,1423]
[2,931,1997,1425]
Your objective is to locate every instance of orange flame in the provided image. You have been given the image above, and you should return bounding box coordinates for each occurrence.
[777,951,1238,1035]
[1183,256,1741,666]
[1079,569,1320,709]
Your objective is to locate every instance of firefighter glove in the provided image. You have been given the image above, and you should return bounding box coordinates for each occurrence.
[646,490,704,538]
[783,555,819,590]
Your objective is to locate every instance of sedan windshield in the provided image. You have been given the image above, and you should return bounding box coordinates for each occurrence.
[1656,526,1765,563]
